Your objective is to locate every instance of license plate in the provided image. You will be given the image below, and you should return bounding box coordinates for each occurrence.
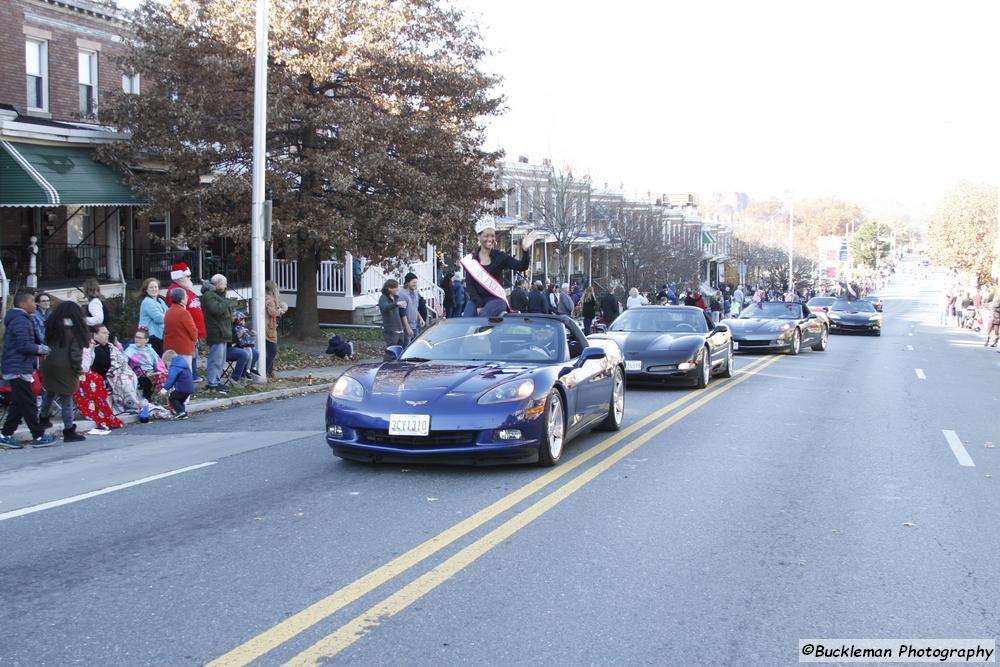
[625,360,642,371]
[389,414,430,436]
[732,342,739,350]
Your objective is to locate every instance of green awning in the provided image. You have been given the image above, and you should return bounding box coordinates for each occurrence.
[0,141,145,207]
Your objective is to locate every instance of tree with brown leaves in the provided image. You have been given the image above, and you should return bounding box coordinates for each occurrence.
[100,0,503,337]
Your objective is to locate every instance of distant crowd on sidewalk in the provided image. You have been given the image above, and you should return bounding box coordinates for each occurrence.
[937,276,1000,349]
[0,262,289,450]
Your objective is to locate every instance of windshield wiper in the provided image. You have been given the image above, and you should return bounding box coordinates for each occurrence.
[400,357,432,362]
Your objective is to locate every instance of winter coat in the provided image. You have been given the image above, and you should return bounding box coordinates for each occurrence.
[163,304,197,356]
[84,297,105,327]
[40,327,83,395]
[453,281,466,307]
[582,298,596,319]
[555,292,574,316]
[463,248,530,308]
[509,287,529,313]
[168,282,206,339]
[201,289,232,345]
[2,308,44,376]
[527,289,549,314]
[265,294,288,343]
[599,293,620,323]
[139,296,168,340]
[163,355,195,394]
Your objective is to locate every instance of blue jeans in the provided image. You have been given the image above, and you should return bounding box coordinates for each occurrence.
[192,339,202,381]
[206,342,227,387]
[403,326,421,348]
[462,298,507,317]
[227,345,258,378]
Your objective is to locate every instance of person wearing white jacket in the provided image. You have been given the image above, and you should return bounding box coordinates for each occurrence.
[626,287,648,310]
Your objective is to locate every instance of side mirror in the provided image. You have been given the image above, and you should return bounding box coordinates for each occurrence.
[806,313,818,319]
[577,346,606,364]
[383,345,403,361]
[712,324,728,334]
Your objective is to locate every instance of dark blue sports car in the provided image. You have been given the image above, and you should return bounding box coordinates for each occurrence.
[326,314,625,466]
[588,306,733,387]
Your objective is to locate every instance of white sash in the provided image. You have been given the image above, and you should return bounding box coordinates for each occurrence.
[460,254,509,306]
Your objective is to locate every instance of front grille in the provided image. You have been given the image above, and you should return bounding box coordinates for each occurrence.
[736,340,771,347]
[358,429,479,449]
[647,364,679,372]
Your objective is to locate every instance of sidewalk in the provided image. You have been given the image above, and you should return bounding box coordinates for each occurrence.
[4,359,378,444]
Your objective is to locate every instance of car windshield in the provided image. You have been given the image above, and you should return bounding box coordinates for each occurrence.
[807,297,836,307]
[831,300,876,313]
[862,295,880,301]
[401,318,568,363]
[739,302,803,319]
[608,308,708,334]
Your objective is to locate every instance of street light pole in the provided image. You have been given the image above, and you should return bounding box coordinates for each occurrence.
[249,0,269,384]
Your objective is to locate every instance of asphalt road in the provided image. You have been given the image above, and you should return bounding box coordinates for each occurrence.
[2,261,998,666]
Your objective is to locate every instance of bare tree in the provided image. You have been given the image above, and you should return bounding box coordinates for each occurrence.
[523,168,591,282]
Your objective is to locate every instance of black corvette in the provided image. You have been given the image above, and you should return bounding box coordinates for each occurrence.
[728,301,828,354]
[588,306,733,387]
[828,299,882,335]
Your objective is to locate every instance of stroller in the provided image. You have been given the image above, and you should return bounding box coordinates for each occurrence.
[964,306,982,332]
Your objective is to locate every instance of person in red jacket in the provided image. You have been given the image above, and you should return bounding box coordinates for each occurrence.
[168,262,206,381]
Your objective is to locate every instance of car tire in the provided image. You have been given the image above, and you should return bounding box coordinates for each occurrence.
[811,326,828,351]
[596,367,624,432]
[718,343,734,378]
[787,330,801,355]
[537,390,566,467]
[695,346,711,389]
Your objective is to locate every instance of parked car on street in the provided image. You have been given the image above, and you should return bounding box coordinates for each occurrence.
[326,314,625,466]
[727,301,829,354]
[587,306,732,388]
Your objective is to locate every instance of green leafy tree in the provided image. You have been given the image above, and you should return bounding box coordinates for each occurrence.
[849,221,891,269]
[927,182,998,281]
[100,0,503,337]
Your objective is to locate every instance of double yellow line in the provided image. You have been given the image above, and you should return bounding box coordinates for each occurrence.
[208,354,782,666]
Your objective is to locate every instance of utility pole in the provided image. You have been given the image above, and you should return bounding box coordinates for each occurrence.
[787,194,794,293]
[249,0,268,383]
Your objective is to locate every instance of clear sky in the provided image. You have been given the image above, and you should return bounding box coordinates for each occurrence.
[459,0,1000,219]
[117,0,1000,219]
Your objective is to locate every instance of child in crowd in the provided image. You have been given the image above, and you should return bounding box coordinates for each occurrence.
[161,349,194,420]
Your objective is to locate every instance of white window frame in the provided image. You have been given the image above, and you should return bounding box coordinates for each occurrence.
[121,72,140,95]
[515,183,522,218]
[25,38,48,112]
[78,49,99,115]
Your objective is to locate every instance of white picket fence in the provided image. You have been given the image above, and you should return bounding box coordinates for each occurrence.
[270,249,444,314]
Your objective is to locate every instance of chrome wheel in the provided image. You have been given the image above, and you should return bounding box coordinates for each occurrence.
[696,347,711,388]
[719,343,734,378]
[598,367,625,431]
[789,330,801,355]
[612,369,624,424]
[548,395,564,460]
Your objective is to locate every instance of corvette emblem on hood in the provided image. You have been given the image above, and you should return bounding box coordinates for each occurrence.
[405,400,428,406]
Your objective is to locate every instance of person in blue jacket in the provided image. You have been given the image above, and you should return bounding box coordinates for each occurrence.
[160,349,195,420]
[451,277,466,318]
[0,292,56,448]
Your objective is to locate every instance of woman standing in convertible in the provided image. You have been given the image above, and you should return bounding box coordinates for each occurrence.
[461,216,540,317]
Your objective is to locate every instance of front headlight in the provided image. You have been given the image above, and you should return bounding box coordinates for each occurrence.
[869,314,881,321]
[330,375,365,402]
[828,312,842,320]
[479,379,534,404]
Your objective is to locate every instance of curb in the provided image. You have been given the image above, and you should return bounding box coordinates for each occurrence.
[8,381,335,443]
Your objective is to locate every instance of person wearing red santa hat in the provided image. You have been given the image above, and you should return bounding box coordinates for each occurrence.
[168,262,207,381]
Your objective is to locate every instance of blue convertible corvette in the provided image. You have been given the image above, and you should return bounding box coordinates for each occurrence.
[326,314,625,466]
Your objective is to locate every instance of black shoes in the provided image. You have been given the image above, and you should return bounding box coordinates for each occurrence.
[63,425,86,442]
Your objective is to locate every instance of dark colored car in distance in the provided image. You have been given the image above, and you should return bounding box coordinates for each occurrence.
[728,301,829,355]
[827,299,882,335]
[861,294,883,312]
[588,305,733,388]
[805,296,837,317]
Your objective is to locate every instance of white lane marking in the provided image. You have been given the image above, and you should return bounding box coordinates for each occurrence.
[906,345,914,351]
[0,462,217,521]
[942,430,975,467]
[914,368,926,379]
